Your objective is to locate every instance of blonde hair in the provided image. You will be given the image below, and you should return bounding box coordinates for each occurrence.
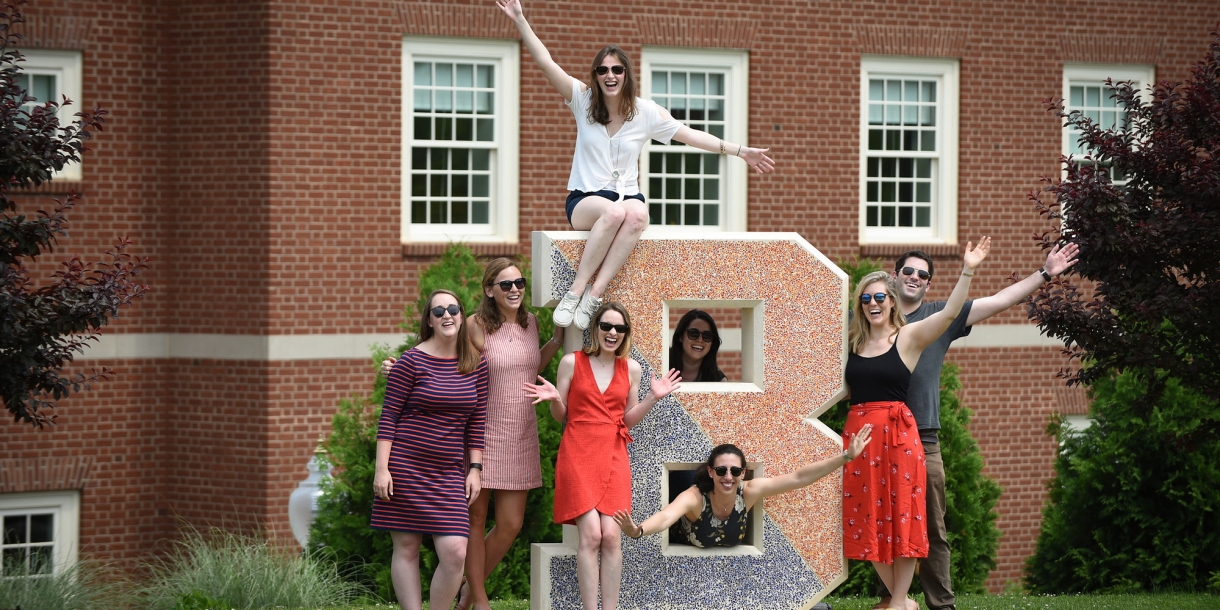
[848,271,905,355]
[583,301,633,359]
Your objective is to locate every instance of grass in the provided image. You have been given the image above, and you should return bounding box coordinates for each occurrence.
[0,559,132,610]
[307,592,1218,610]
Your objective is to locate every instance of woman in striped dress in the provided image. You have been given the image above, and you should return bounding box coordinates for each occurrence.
[372,289,488,610]
[525,302,681,610]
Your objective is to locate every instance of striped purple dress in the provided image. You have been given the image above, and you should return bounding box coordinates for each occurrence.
[370,348,488,537]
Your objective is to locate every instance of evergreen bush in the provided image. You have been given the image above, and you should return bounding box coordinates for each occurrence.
[310,243,562,603]
[1025,371,1220,593]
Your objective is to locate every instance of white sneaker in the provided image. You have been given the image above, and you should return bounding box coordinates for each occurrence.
[574,291,603,330]
[552,289,583,327]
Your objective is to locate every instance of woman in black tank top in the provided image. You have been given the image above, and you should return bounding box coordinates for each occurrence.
[842,238,990,610]
[609,432,873,548]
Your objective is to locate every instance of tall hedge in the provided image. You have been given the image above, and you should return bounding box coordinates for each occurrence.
[308,244,562,602]
[1025,371,1220,593]
[822,258,1002,596]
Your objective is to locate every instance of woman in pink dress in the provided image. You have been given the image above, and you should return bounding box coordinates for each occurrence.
[382,258,563,610]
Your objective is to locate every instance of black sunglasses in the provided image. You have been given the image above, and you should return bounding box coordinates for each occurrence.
[859,293,888,304]
[685,328,715,342]
[594,65,626,76]
[431,304,461,318]
[495,278,526,291]
[712,466,744,477]
[900,266,931,280]
[598,321,630,333]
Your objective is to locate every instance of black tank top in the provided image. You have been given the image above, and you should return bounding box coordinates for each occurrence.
[845,336,911,404]
[671,486,749,548]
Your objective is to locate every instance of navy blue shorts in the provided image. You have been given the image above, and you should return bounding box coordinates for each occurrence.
[564,189,646,227]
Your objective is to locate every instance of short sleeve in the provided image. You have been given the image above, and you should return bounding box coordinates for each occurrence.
[642,98,683,144]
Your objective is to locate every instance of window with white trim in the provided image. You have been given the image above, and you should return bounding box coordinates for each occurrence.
[860,57,958,244]
[403,38,518,243]
[1062,63,1154,186]
[641,48,749,232]
[11,49,83,181]
[0,491,79,577]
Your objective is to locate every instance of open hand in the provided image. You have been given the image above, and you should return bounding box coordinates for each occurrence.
[649,368,683,400]
[846,424,873,461]
[1044,242,1079,277]
[523,375,559,404]
[741,147,775,174]
[612,509,641,537]
[963,236,991,270]
[495,0,523,21]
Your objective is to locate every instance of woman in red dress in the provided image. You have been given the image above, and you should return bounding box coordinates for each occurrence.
[842,238,989,610]
[525,302,681,610]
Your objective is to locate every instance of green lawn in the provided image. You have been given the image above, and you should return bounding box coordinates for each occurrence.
[316,592,1217,609]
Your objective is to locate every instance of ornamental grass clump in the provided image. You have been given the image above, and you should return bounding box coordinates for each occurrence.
[139,527,362,610]
[0,559,132,610]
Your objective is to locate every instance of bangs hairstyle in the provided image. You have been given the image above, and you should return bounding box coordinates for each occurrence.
[693,444,747,494]
[668,309,722,382]
[848,271,905,355]
[476,257,529,336]
[418,289,480,374]
[588,45,638,126]
[583,301,633,359]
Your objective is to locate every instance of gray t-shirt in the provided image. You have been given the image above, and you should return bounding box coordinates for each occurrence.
[904,300,973,445]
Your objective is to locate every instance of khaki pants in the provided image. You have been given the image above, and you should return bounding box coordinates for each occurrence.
[876,442,955,609]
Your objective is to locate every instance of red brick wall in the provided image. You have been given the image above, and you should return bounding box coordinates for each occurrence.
[3,0,1214,592]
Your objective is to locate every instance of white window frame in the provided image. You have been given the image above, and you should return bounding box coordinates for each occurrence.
[402,37,519,244]
[0,490,80,577]
[1061,63,1155,185]
[14,49,83,182]
[859,56,959,245]
[641,47,749,232]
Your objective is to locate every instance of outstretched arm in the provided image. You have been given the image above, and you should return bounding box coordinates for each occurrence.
[613,487,702,539]
[966,242,1079,325]
[496,0,581,102]
[670,123,775,174]
[900,237,991,361]
[744,425,873,506]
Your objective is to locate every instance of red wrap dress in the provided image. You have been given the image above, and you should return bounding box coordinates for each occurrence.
[552,352,633,525]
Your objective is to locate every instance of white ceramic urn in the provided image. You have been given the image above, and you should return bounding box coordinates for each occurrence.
[287,435,331,549]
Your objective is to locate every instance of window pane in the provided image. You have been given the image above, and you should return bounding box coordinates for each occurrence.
[452,150,469,171]
[414,117,431,140]
[430,201,447,223]
[452,201,468,224]
[412,147,428,170]
[473,175,489,197]
[1086,86,1100,107]
[456,64,473,87]
[921,130,935,151]
[916,158,931,178]
[477,65,493,88]
[898,158,913,178]
[472,149,489,170]
[435,90,452,112]
[435,117,452,140]
[886,80,900,101]
[684,203,701,225]
[476,91,493,114]
[899,182,913,202]
[430,148,448,170]
[452,174,468,197]
[30,546,52,575]
[456,118,473,141]
[1070,85,1084,107]
[665,203,681,225]
[431,174,448,197]
[476,118,494,141]
[3,547,27,574]
[456,91,473,114]
[414,90,431,112]
[703,178,719,200]
[868,129,883,151]
[709,73,723,95]
[4,516,26,544]
[869,103,883,125]
[885,130,901,150]
[881,182,896,202]
[414,62,431,86]
[880,206,896,226]
[916,182,931,202]
[869,79,884,101]
[898,206,913,226]
[903,130,918,151]
[436,63,453,87]
[866,181,879,201]
[916,207,931,227]
[472,201,489,224]
[867,206,879,226]
[412,175,427,196]
[691,73,705,95]
[649,203,662,224]
[652,72,667,94]
[703,203,718,226]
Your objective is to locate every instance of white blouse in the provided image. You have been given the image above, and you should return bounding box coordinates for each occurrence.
[565,79,683,197]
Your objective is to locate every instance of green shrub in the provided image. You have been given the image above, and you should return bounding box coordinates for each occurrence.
[0,559,131,610]
[1025,370,1220,593]
[138,527,360,610]
[823,258,1002,596]
[310,243,562,603]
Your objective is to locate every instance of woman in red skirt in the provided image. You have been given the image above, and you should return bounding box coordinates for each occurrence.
[525,301,681,610]
[843,238,990,610]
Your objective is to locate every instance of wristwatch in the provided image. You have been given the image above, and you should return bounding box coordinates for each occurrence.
[1039,268,1053,282]
[468,462,483,471]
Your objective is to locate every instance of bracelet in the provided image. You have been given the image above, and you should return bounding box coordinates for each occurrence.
[1039,267,1053,282]
[961,271,974,277]
[737,143,743,157]
[719,139,726,155]
[842,451,851,463]
[631,526,644,539]
[468,462,483,471]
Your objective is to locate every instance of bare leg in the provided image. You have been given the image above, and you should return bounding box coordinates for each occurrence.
[872,557,918,610]
[574,509,606,610]
[388,531,424,610]
[580,199,649,298]
[468,489,528,610]
[598,512,624,610]
[460,489,494,610]
[429,534,469,610]
[569,196,627,293]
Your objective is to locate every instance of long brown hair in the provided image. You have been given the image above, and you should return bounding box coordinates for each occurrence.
[848,271,905,355]
[588,45,638,126]
[418,289,481,374]
[583,301,633,359]
[475,257,529,336]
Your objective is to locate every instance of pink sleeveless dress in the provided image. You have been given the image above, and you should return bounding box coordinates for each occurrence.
[480,314,543,490]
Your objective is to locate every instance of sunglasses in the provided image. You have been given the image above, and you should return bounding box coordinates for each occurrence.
[900,266,931,280]
[495,278,526,291]
[594,65,626,76]
[712,466,744,477]
[598,321,630,333]
[685,328,715,342]
[431,304,461,318]
[859,293,888,304]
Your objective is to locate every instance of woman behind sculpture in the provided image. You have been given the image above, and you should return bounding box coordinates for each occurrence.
[496,0,774,331]
[843,237,990,610]
[524,302,681,610]
[371,289,488,610]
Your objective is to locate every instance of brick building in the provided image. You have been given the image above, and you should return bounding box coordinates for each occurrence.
[2,0,1214,591]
